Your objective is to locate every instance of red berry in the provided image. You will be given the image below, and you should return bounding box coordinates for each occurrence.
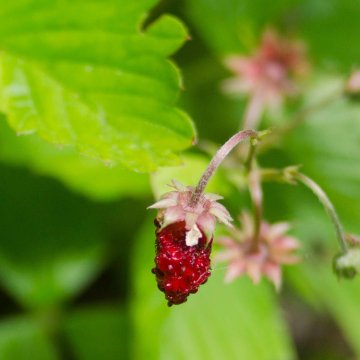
[152,221,212,306]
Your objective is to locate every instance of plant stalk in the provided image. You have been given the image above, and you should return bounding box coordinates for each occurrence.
[190,129,257,207]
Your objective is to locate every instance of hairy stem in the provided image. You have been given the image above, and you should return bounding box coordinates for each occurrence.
[190,129,258,207]
[296,173,348,253]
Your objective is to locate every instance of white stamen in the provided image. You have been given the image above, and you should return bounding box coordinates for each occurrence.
[185,224,202,247]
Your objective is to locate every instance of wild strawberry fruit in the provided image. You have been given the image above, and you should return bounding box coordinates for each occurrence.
[148,131,258,305]
[148,180,232,305]
[152,221,212,306]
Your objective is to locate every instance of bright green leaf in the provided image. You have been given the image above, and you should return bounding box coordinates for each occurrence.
[0,1,195,172]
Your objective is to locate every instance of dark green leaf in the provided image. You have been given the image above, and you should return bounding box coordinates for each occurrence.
[63,305,128,360]
[0,165,112,308]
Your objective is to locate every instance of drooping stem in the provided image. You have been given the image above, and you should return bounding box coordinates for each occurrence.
[190,129,258,207]
[296,173,348,253]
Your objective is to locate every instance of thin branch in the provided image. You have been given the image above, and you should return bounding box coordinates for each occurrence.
[190,129,258,207]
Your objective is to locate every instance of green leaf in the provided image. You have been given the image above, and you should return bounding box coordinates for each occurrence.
[131,217,296,360]
[0,1,195,172]
[161,273,296,360]
[0,117,150,201]
[0,164,112,308]
[63,305,128,360]
[0,316,58,360]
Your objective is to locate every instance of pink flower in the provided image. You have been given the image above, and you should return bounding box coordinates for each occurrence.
[215,212,300,290]
[148,180,232,246]
[223,29,308,108]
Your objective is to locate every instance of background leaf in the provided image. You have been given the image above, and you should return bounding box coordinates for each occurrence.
[0,164,113,308]
[185,0,295,55]
[0,316,58,360]
[298,0,360,69]
[185,0,360,71]
[275,188,360,358]
[284,76,360,231]
[63,305,128,360]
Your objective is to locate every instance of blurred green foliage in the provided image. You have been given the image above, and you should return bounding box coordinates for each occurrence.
[0,0,359,359]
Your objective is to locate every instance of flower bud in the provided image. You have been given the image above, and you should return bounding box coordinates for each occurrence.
[334,248,360,279]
